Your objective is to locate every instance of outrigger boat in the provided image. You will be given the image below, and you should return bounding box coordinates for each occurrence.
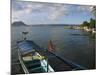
[17,32,54,73]
[17,32,86,74]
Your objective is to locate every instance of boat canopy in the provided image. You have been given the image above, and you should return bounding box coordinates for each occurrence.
[17,40,41,55]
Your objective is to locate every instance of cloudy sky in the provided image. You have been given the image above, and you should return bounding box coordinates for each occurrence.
[12,1,95,25]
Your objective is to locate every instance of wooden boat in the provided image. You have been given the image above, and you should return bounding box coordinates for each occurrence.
[17,40,54,73]
[17,32,86,74]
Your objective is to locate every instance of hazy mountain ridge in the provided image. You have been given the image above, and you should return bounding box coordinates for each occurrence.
[12,21,27,26]
[12,21,80,26]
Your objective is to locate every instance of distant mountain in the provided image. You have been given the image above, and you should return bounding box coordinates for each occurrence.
[12,21,27,26]
[12,21,80,26]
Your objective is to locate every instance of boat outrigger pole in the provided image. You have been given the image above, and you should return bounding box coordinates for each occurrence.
[22,32,29,40]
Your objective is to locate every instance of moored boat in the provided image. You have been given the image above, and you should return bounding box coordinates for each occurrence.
[17,40,55,73]
[17,32,86,74]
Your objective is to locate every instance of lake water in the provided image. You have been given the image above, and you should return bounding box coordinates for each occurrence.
[11,25,95,69]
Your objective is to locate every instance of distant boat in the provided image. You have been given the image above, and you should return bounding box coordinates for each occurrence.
[17,32,86,74]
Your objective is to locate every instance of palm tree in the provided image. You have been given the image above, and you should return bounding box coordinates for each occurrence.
[91,6,96,16]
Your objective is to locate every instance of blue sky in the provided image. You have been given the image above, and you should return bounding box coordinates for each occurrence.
[12,1,95,25]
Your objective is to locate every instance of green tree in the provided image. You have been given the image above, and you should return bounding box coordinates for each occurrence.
[90,18,96,28]
[91,6,96,16]
[82,21,90,28]
[91,6,96,28]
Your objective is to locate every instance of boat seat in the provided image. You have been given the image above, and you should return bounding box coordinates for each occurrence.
[23,56,33,61]
[29,66,45,73]
[27,63,41,69]
[24,60,41,69]
[26,62,41,69]
[24,60,40,64]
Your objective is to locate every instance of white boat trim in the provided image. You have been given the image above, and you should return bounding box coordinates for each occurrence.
[18,49,29,74]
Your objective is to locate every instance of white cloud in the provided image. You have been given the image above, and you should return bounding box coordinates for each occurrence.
[76,5,94,12]
[12,2,45,22]
[48,4,69,20]
[12,1,95,24]
[12,2,69,22]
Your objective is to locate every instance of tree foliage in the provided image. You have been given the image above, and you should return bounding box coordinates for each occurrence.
[90,18,96,28]
[82,21,90,27]
[81,18,96,28]
[91,6,96,16]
